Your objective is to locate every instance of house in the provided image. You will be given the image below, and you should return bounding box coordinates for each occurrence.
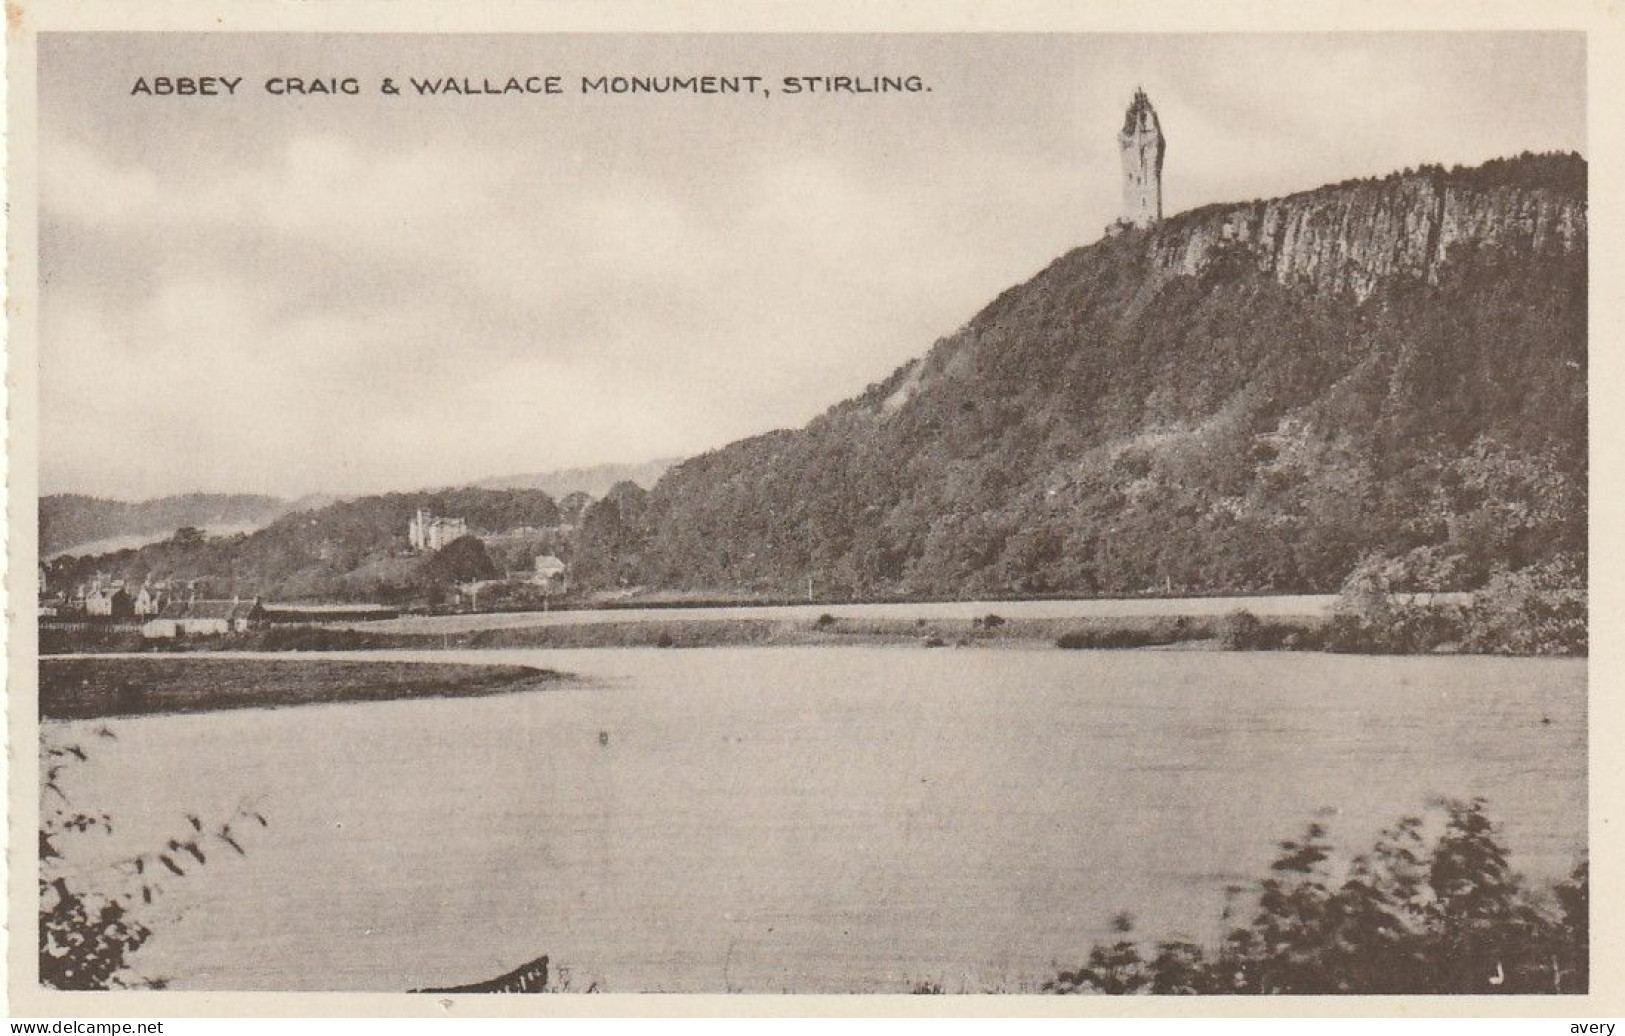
[133,585,169,617]
[84,586,135,619]
[141,597,262,638]
[409,509,469,552]
[532,555,568,589]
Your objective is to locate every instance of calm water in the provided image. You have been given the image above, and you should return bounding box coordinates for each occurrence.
[46,647,1584,993]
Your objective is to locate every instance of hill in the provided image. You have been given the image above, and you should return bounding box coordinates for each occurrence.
[616,153,1586,598]
[40,493,287,557]
[46,154,1587,608]
[472,458,679,498]
[44,487,566,603]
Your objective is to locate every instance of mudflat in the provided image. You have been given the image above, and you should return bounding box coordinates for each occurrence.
[38,657,569,720]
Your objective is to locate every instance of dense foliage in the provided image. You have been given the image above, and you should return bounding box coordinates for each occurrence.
[570,481,653,589]
[1318,552,1587,656]
[1047,800,1587,995]
[45,488,564,604]
[622,154,1586,599]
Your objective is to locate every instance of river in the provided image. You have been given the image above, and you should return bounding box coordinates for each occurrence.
[44,646,1584,992]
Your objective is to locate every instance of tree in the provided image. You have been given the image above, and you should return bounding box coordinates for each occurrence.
[558,491,594,526]
[170,526,207,549]
[573,483,651,589]
[418,535,498,588]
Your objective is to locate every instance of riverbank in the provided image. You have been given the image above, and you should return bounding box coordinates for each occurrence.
[41,610,1586,656]
[41,613,1255,655]
[38,657,570,720]
[35,588,1583,658]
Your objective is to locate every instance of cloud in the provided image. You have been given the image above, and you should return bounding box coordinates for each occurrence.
[37,32,1585,499]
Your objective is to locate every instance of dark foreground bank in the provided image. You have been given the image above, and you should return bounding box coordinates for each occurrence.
[38,657,569,720]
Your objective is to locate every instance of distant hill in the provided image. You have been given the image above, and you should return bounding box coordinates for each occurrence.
[41,493,287,557]
[472,459,679,498]
[616,153,1586,597]
[44,486,568,604]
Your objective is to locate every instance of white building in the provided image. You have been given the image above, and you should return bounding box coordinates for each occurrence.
[84,585,133,618]
[532,555,568,589]
[409,509,469,552]
[134,585,169,617]
[141,597,262,638]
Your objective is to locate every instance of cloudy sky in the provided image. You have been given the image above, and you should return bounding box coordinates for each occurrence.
[38,32,1585,500]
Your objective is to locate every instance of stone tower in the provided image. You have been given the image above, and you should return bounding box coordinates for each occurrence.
[1118,88,1165,229]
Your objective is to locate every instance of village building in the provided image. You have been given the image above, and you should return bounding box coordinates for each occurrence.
[532,554,569,589]
[142,597,263,639]
[134,585,170,617]
[409,508,470,552]
[84,585,135,619]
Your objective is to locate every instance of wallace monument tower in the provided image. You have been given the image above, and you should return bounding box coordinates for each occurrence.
[1117,88,1165,229]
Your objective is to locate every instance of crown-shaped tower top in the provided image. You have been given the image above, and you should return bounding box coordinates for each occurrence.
[1117,88,1165,229]
[1120,87,1162,140]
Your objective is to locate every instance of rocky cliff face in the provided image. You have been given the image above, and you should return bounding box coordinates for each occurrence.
[1150,159,1586,300]
[624,152,1586,598]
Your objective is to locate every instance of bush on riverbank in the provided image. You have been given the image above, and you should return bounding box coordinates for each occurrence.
[1212,554,1585,657]
[1216,610,1308,650]
[1458,559,1587,655]
[1317,552,1585,656]
[1056,617,1215,650]
[1047,799,1587,994]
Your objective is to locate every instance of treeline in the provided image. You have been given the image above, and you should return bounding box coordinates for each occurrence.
[1307,149,1586,197]
[44,488,570,604]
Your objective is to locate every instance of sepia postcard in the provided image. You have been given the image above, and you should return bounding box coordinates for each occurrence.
[7,0,1623,1019]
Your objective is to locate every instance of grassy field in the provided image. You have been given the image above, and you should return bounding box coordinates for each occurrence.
[39,657,569,720]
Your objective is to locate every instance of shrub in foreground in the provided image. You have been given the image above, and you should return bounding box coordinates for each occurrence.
[40,732,265,989]
[1047,799,1586,994]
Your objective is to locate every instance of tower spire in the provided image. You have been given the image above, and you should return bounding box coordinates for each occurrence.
[1117,89,1165,229]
